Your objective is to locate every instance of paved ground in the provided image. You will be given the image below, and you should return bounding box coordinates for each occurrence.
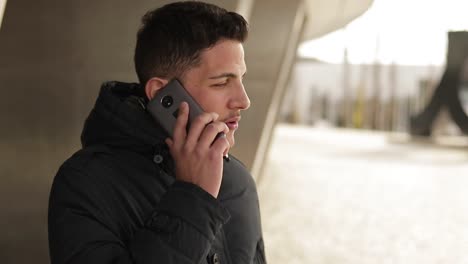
[258,124,468,264]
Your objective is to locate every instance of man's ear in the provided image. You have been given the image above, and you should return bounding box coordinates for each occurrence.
[145,77,169,100]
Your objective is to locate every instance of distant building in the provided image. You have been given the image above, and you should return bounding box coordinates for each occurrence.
[282,59,445,133]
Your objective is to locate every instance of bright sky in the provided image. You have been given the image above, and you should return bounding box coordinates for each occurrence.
[298,0,468,66]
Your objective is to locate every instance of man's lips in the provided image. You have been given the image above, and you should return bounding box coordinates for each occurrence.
[224,116,241,130]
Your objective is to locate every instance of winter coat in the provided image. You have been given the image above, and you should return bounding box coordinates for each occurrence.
[48,81,266,264]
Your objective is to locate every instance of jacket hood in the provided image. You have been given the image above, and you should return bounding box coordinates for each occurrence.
[81,81,167,154]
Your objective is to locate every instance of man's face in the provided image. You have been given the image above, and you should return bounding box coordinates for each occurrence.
[180,39,250,147]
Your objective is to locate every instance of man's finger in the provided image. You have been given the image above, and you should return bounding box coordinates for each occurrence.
[185,112,218,148]
[172,102,189,150]
[198,121,229,148]
[210,133,230,159]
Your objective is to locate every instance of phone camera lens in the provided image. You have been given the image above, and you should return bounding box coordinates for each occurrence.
[161,95,174,108]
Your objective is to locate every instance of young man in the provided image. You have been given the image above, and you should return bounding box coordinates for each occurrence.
[48,1,266,264]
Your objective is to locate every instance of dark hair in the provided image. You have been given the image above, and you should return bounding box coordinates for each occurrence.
[134,1,249,85]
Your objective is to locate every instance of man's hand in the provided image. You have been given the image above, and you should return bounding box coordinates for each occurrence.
[165,102,230,198]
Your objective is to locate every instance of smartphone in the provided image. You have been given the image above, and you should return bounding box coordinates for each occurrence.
[146,79,204,136]
[146,79,229,160]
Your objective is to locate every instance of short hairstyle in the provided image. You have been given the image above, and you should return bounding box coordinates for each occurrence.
[134,1,249,85]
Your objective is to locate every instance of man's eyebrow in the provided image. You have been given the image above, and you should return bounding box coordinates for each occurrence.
[208,72,247,79]
[208,73,237,79]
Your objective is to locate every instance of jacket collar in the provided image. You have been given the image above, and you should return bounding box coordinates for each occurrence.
[80,81,173,169]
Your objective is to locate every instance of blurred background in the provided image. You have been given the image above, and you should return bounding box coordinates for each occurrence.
[1,0,468,263]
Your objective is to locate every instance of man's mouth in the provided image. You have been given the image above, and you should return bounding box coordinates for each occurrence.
[224,116,241,130]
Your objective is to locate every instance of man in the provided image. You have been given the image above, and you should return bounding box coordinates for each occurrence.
[48,1,266,264]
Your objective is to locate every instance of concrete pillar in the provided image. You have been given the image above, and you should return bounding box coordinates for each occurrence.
[232,0,307,179]
[0,0,6,29]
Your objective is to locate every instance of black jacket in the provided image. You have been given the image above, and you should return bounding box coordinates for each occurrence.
[48,81,266,264]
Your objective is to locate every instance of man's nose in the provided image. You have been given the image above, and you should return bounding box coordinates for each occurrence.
[230,83,250,110]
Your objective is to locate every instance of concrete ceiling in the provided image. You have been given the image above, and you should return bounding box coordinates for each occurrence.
[0,0,374,39]
[303,0,374,41]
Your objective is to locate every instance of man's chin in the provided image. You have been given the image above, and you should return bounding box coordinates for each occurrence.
[227,133,235,148]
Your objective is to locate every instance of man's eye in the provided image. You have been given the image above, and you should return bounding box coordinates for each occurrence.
[213,82,228,87]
